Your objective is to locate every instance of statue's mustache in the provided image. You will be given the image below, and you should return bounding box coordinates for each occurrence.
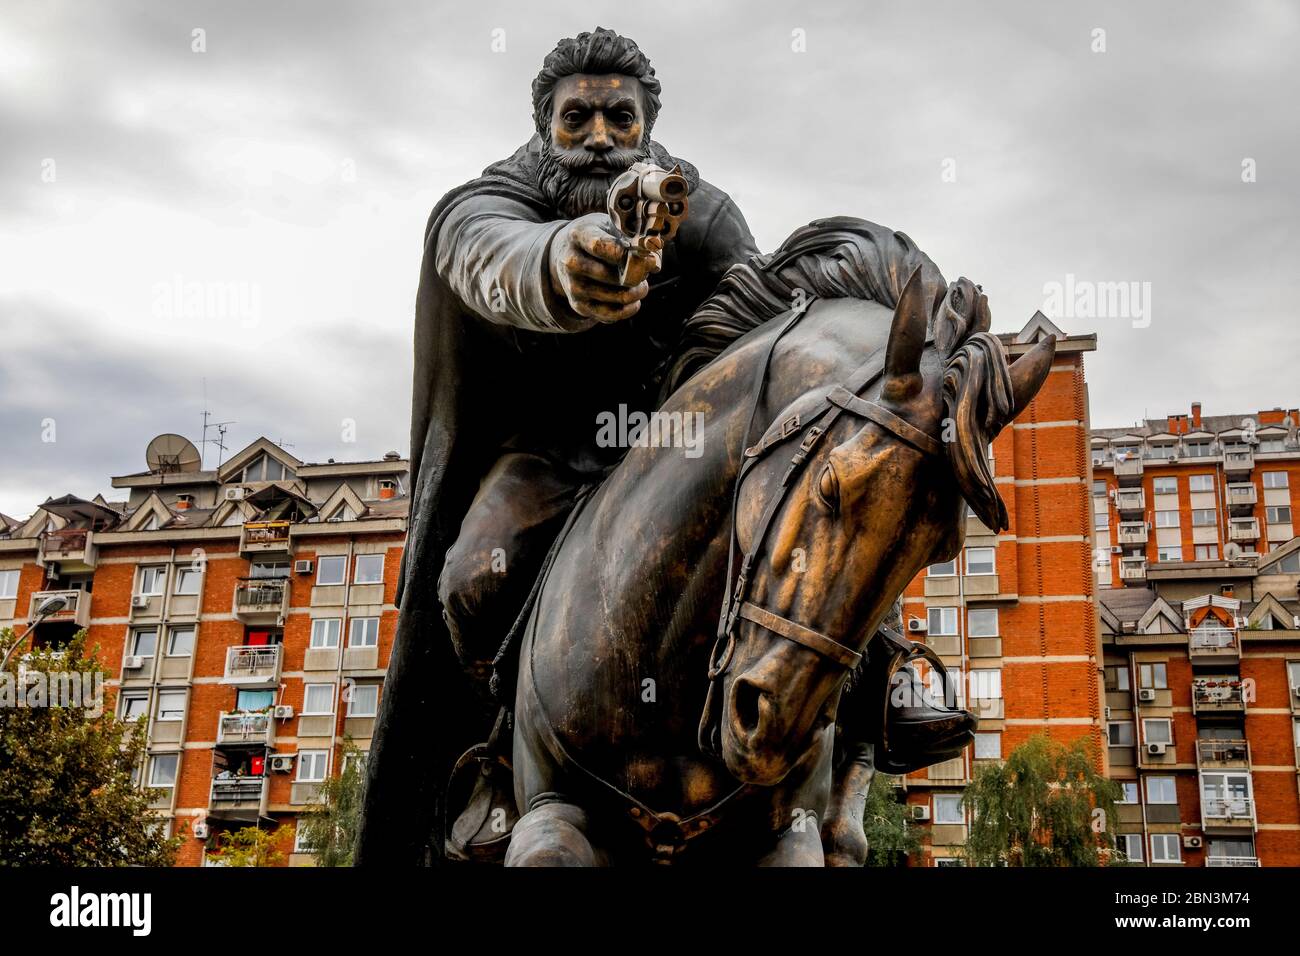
[549,147,643,173]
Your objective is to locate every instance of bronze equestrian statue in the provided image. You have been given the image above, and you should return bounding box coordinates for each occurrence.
[357,27,1053,866]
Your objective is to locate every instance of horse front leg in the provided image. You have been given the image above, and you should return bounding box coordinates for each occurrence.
[821,740,874,867]
[757,816,826,866]
[504,794,604,867]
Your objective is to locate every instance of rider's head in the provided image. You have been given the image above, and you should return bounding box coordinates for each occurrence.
[533,28,660,217]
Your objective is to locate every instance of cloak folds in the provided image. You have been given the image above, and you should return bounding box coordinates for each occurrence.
[356,136,756,865]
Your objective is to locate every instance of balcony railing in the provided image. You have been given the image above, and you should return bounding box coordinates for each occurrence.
[1226,484,1257,512]
[1189,626,1238,657]
[26,589,91,628]
[1115,490,1145,513]
[1223,448,1255,473]
[1114,457,1144,483]
[1206,856,1259,867]
[233,578,289,623]
[1119,558,1148,581]
[216,711,274,746]
[1202,796,1254,824]
[221,644,281,685]
[1197,739,1250,767]
[1228,518,1260,541]
[37,528,97,567]
[209,775,267,807]
[239,520,291,554]
[1192,680,1246,713]
[1117,523,1148,545]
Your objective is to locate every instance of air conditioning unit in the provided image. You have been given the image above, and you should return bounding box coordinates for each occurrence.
[268,754,295,773]
[192,821,209,840]
[1167,455,1178,463]
[1182,836,1203,849]
[122,655,144,670]
[1138,689,1157,702]
[1292,686,1300,699]
[1110,546,1123,554]
[131,595,149,608]
[273,704,295,720]
[1146,742,1167,756]
[907,618,928,633]
[294,559,314,574]
[1103,706,1111,720]
[224,487,246,501]
[910,805,931,821]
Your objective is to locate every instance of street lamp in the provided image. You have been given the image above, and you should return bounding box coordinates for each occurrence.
[0,594,69,671]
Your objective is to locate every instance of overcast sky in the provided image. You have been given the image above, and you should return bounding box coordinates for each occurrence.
[2,0,1297,517]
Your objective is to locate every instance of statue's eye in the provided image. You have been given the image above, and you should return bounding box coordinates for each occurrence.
[563,111,584,126]
[612,110,634,127]
[950,287,965,311]
[816,463,840,511]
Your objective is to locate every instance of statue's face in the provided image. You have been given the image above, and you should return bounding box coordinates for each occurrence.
[538,73,653,218]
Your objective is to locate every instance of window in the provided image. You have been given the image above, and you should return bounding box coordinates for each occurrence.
[1117,833,1144,862]
[1195,544,1219,561]
[1276,552,1300,573]
[1157,546,1183,562]
[1287,662,1300,695]
[1143,719,1172,745]
[967,609,998,638]
[1186,442,1212,458]
[240,453,288,483]
[156,691,186,721]
[316,556,347,586]
[174,568,202,594]
[973,733,1000,759]
[1189,474,1215,492]
[303,683,335,716]
[120,693,149,722]
[342,750,368,775]
[294,820,316,853]
[348,616,379,648]
[137,566,166,595]
[0,570,18,599]
[236,689,275,711]
[933,794,964,825]
[166,626,195,657]
[353,553,384,584]
[969,669,1002,700]
[927,607,958,636]
[348,683,379,717]
[130,628,158,658]
[1261,438,1286,453]
[296,750,328,783]
[1138,662,1167,689]
[1266,505,1292,524]
[928,559,957,577]
[1108,722,1135,747]
[139,513,159,531]
[327,505,357,523]
[1094,511,1110,530]
[148,753,179,787]
[1118,782,1139,804]
[1191,509,1216,527]
[1092,480,1108,496]
[933,857,964,867]
[1154,510,1180,528]
[1104,665,1131,692]
[965,547,995,575]
[250,561,289,579]
[1146,776,1177,804]
[1263,471,1289,489]
[310,618,341,649]
[1153,477,1178,494]
[1150,834,1181,864]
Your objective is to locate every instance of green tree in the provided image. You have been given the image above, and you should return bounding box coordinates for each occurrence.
[0,628,179,866]
[297,738,365,866]
[206,824,290,867]
[863,773,921,866]
[962,733,1121,867]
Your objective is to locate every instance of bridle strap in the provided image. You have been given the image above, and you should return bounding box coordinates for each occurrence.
[826,386,945,457]
[738,602,863,670]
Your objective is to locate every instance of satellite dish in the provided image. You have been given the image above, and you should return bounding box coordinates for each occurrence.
[146,434,202,474]
[1224,542,1242,560]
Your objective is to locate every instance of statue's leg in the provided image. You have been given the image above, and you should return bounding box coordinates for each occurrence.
[757,822,826,866]
[504,795,603,867]
[821,740,874,867]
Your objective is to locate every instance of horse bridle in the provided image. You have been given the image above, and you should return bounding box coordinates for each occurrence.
[700,300,946,753]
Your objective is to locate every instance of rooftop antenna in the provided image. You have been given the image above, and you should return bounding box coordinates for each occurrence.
[273,438,296,451]
[200,409,236,470]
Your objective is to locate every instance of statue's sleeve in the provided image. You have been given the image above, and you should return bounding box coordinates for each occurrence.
[433,193,594,333]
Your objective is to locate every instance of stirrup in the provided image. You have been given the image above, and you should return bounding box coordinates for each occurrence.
[445,742,518,863]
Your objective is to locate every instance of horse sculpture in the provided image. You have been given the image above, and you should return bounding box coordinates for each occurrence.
[500,218,1056,865]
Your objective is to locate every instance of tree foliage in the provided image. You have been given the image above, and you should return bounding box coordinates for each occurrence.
[0,628,179,866]
[206,824,291,867]
[297,738,365,866]
[863,773,921,866]
[962,733,1121,867]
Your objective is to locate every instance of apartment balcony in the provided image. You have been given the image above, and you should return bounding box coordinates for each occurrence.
[1119,557,1148,582]
[208,775,269,822]
[216,710,275,747]
[1188,625,1239,663]
[25,589,91,628]
[1206,856,1259,867]
[1197,739,1251,770]
[232,577,289,625]
[1115,489,1145,516]
[36,528,98,570]
[220,644,282,686]
[1228,518,1260,542]
[1117,522,1148,545]
[1191,679,1246,715]
[1226,483,1257,515]
[1201,796,1255,833]
[239,520,291,557]
[1114,456,1144,485]
[1223,448,1255,476]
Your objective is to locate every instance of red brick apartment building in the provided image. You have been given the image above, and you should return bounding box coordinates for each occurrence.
[899,314,1104,865]
[1093,404,1300,867]
[0,435,408,866]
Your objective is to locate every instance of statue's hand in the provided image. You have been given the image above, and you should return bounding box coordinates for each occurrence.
[548,213,653,324]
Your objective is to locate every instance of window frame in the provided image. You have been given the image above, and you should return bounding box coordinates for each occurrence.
[155,690,187,722]
[932,793,965,825]
[348,683,379,718]
[0,569,18,600]
[353,553,385,585]
[302,683,336,716]
[309,618,342,650]
[165,626,195,657]
[964,547,996,576]
[296,749,329,783]
[348,616,379,648]
[137,565,166,596]
[315,555,347,586]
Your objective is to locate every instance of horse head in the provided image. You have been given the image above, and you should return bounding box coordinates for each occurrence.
[708,270,1056,786]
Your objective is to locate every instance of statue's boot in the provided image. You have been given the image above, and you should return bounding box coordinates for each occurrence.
[446,709,519,863]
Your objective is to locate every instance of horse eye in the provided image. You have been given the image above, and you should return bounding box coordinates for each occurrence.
[950,288,965,311]
[816,463,840,511]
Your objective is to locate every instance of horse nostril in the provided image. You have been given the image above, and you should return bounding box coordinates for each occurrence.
[733,679,763,734]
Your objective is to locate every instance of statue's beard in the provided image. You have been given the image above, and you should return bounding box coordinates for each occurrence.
[537,141,653,218]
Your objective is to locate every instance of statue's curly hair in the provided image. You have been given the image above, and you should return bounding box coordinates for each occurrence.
[531,27,663,140]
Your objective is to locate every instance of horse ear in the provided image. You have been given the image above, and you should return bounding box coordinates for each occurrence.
[884,267,929,398]
[1009,335,1057,418]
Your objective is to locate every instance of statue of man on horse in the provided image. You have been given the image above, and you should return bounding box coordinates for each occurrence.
[357,27,1044,867]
